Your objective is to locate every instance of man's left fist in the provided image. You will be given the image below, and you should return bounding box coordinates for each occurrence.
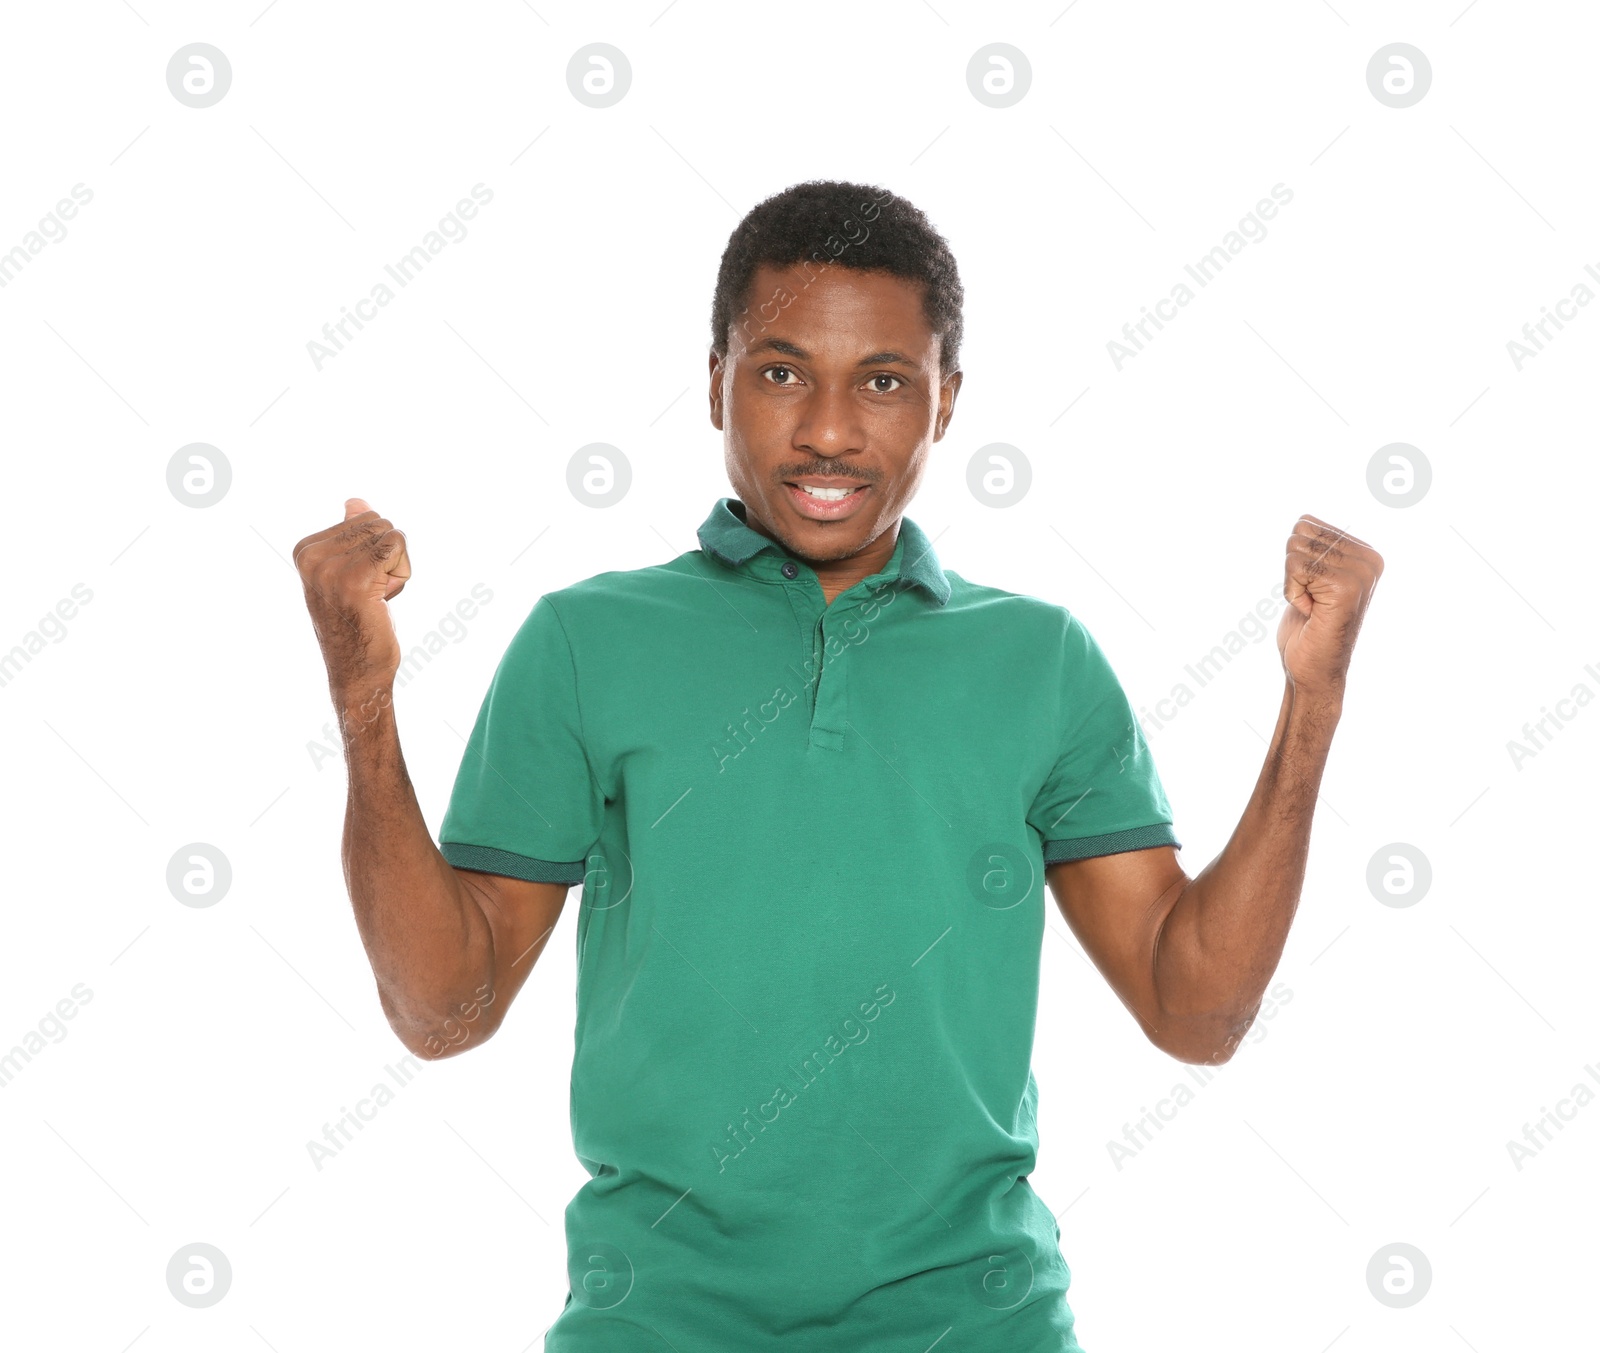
[1276,514,1383,702]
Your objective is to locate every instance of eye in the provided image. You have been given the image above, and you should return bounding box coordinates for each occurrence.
[868,373,904,394]
[762,365,800,386]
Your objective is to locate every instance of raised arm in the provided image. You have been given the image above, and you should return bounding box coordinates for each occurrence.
[1046,515,1383,1065]
[294,498,568,1060]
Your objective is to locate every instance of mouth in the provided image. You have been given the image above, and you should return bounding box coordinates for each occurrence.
[781,479,872,521]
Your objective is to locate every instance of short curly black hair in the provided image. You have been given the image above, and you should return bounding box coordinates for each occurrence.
[709,179,964,378]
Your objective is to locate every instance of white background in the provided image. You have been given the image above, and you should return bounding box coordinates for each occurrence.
[2,1,1595,1349]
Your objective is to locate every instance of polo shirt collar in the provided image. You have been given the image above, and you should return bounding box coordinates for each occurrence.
[697,496,950,607]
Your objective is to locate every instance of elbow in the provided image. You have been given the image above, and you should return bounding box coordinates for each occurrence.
[380,987,501,1062]
[406,1035,468,1062]
[393,1020,496,1062]
[1158,1035,1240,1067]
[391,1009,504,1061]
[399,1025,447,1061]
[1145,1007,1253,1067]
[1149,1032,1240,1066]
[385,1009,441,1061]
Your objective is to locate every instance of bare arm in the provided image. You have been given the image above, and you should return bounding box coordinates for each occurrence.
[336,683,569,1058]
[1047,684,1338,1065]
[298,497,568,1060]
[1046,515,1382,1065]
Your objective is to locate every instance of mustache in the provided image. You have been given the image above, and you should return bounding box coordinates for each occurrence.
[779,469,876,483]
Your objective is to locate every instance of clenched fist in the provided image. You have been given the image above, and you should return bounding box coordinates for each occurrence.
[293,498,412,696]
[1277,513,1383,703]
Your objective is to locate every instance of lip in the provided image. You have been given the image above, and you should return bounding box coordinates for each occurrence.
[782,481,871,521]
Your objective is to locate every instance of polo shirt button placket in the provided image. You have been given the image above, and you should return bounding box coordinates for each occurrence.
[780,558,847,754]
[809,591,849,754]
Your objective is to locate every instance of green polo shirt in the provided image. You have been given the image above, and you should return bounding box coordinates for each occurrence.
[438,496,1181,1351]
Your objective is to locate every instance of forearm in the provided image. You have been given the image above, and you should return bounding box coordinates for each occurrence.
[335,682,494,1051]
[1151,680,1341,1063]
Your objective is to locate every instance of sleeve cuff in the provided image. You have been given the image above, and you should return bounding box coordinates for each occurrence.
[439,841,588,885]
[1042,822,1181,864]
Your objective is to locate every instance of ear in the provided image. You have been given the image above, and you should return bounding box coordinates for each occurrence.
[933,368,963,441]
[708,348,725,431]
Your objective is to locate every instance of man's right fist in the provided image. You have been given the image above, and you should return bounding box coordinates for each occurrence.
[293,498,412,693]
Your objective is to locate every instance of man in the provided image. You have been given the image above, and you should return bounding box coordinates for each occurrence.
[294,180,1382,1351]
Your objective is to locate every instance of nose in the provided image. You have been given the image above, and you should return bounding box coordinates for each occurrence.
[792,379,867,458]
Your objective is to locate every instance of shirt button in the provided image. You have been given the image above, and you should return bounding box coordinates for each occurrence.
[780,561,799,579]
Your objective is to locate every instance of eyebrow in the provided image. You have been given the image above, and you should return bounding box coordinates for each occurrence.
[747,337,921,368]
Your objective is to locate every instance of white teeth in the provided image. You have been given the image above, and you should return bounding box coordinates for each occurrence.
[798,485,856,501]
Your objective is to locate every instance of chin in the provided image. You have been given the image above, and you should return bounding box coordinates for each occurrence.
[791,521,875,560]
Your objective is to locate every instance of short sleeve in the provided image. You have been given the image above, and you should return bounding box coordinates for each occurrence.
[1026,613,1181,864]
[438,595,604,885]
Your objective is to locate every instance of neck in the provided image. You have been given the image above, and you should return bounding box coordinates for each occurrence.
[811,522,899,606]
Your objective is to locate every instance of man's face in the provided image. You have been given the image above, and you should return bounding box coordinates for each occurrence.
[709,262,962,564]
